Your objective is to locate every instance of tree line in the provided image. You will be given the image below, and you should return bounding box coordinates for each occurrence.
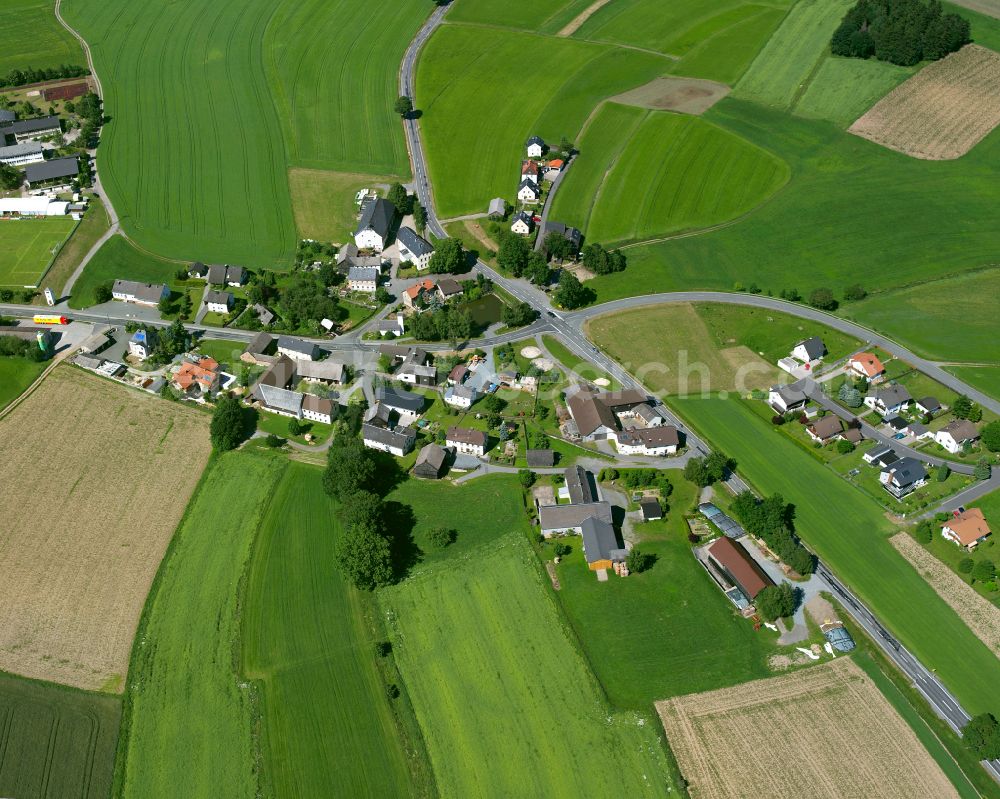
[0,64,89,89]
[730,491,815,576]
[831,0,970,65]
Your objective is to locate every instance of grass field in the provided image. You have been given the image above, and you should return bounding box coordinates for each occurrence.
[0,357,46,410]
[62,0,426,266]
[0,0,84,75]
[380,533,679,797]
[446,0,595,31]
[551,105,789,244]
[0,218,77,288]
[0,366,211,691]
[795,56,916,127]
[946,366,1000,402]
[670,395,1000,714]
[416,23,672,217]
[242,463,417,797]
[0,672,120,799]
[846,268,1000,364]
[116,450,286,798]
[572,0,791,84]
[68,235,185,309]
[734,0,853,110]
[288,168,400,242]
[553,479,774,708]
[44,200,111,298]
[658,658,961,799]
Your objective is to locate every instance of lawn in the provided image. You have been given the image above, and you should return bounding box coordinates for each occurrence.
[0,218,77,288]
[553,479,775,708]
[0,357,46,410]
[241,463,419,797]
[379,532,680,797]
[62,0,427,266]
[255,410,334,446]
[0,672,120,799]
[845,268,1000,364]
[0,0,84,75]
[946,366,1000,404]
[733,0,854,110]
[551,105,789,244]
[670,395,1000,715]
[571,0,791,84]
[288,169,401,243]
[68,234,186,309]
[541,333,621,388]
[416,23,672,217]
[116,450,287,798]
[44,199,111,298]
[193,337,248,368]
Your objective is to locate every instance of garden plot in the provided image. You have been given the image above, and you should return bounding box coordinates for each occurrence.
[657,658,959,799]
[850,44,1000,159]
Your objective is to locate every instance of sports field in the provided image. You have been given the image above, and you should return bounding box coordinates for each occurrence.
[554,480,774,708]
[415,24,671,217]
[0,0,84,75]
[0,366,211,691]
[62,0,426,266]
[658,658,960,799]
[116,450,286,798]
[0,218,76,287]
[380,533,679,797]
[551,104,788,243]
[242,463,417,798]
[670,395,1000,714]
[0,672,120,799]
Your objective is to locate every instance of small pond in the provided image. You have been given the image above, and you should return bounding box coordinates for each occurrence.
[462,294,505,326]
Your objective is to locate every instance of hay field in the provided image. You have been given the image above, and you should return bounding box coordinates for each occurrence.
[850,44,1000,160]
[657,658,959,799]
[0,366,211,690]
[891,533,1000,657]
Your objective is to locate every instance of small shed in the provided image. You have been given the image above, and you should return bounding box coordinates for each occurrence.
[526,449,555,468]
[639,498,662,521]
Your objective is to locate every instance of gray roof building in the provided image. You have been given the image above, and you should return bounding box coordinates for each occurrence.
[580,516,627,565]
[245,331,275,356]
[348,265,379,283]
[488,198,506,217]
[364,402,394,428]
[205,289,233,308]
[0,110,15,124]
[362,423,414,451]
[376,386,424,414]
[0,141,43,162]
[296,358,345,383]
[541,220,582,251]
[538,501,613,533]
[396,226,433,258]
[1,116,60,137]
[277,336,319,359]
[869,384,912,408]
[302,393,334,419]
[253,304,275,326]
[414,443,448,479]
[447,426,487,448]
[188,261,208,278]
[25,156,78,185]
[354,197,395,238]
[257,383,303,415]
[770,383,808,409]
[565,465,596,504]
[794,336,826,360]
[207,264,227,285]
[526,449,556,467]
[639,498,663,521]
[112,279,169,304]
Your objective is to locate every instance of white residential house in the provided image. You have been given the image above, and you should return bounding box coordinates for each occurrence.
[768,384,807,414]
[935,420,980,454]
[791,336,825,364]
[526,135,545,158]
[863,384,911,416]
[277,336,319,361]
[397,226,434,270]
[362,423,416,457]
[205,290,233,314]
[517,178,541,204]
[301,394,335,425]
[444,384,476,409]
[447,426,487,457]
[111,279,169,307]
[347,266,379,293]
[510,211,534,236]
[376,313,405,337]
[354,198,395,251]
[128,329,156,360]
[614,426,679,456]
[521,160,541,185]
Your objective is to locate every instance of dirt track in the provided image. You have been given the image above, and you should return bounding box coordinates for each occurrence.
[557,0,611,36]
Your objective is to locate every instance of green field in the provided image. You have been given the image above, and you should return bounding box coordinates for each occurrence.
[68,234,188,309]
[447,0,594,31]
[242,463,417,798]
[553,479,774,708]
[0,358,46,410]
[946,366,1000,403]
[794,56,916,126]
[734,0,853,109]
[0,672,120,799]
[116,450,286,798]
[846,268,1000,364]
[551,104,789,243]
[380,533,679,797]
[574,0,791,84]
[0,218,77,288]
[416,23,671,217]
[288,169,400,241]
[62,0,427,266]
[671,395,1000,715]
[44,201,111,297]
[0,0,84,75]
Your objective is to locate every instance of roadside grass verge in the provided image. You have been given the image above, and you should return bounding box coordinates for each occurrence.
[45,200,111,297]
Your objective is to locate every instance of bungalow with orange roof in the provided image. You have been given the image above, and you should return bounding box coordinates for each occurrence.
[848,352,886,382]
[172,357,220,396]
[403,279,436,309]
[942,508,992,550]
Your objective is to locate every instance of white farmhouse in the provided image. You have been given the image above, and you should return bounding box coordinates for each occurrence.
[354,198,395,251]
[517,179,541,204]
[396,226,434,270]
[526,135,545,158]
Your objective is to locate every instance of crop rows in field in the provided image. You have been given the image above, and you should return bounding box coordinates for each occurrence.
[380,533,678,797]
[551,103,789,244]
[0,0,84,75]
[658,658,959,799]
[0,366,211,691]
